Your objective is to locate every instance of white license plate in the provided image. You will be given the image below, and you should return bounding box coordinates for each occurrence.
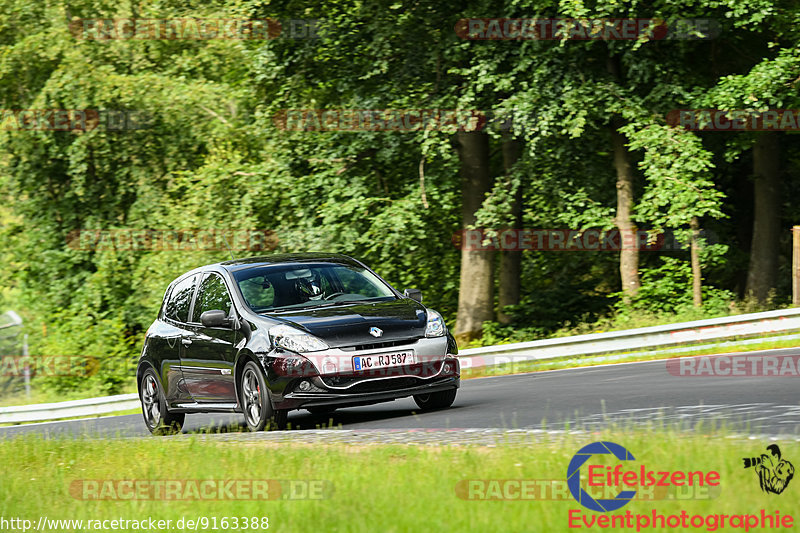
[353,351,415,371]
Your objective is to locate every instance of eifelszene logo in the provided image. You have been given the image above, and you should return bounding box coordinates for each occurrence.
[567,441,721,512]
[568,442,638,512]
[743,444,794,494]
[565,441,798,530]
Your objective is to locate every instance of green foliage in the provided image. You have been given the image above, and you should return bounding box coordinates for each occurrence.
[614,257,730,315]
[0,0,798,397]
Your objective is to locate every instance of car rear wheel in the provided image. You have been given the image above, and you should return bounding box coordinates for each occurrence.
[413,388,457,411]
[140,369,184,435]
[241,361,287,431]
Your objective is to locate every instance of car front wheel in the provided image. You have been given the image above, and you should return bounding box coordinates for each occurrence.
[240,361,287,431]
[413,388,457,411]
[140,369,185,435]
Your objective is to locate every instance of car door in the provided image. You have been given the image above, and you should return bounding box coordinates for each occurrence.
[160,274,198,406]
[180,272,239,403]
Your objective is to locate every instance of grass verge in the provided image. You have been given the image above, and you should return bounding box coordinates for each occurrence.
[0,429,794,532]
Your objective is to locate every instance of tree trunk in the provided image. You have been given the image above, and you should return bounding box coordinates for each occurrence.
[690,216,702,307]
[497,135,523,325]
[745,132,781,304]
[610,121,640,298]
[455,131,494,343]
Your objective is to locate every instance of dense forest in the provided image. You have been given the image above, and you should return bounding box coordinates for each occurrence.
[1,0,799,394]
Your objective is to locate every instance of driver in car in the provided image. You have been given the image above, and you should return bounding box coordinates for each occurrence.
[294,272,324,301]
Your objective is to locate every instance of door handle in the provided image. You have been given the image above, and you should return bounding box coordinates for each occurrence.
[181,338,192,346]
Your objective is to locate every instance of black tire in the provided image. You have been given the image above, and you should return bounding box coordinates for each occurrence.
[413,388,457,411]
[307,406,337,415]
[273,409,289,430]
[240,361,287,431]
[139,368,184,435]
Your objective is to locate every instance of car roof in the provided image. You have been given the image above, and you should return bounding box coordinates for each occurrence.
[218,253,363,273]
[166,254,365,288]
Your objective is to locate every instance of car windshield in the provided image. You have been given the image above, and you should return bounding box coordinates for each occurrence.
[233,263,396,313]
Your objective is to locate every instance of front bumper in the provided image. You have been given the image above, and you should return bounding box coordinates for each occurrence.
[270,335,459,410]
[278,374,460,410]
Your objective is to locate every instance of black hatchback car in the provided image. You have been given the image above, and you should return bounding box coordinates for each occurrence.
[137,253,460,434]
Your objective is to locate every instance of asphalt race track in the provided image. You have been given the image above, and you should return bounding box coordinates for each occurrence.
[2,349,799,439]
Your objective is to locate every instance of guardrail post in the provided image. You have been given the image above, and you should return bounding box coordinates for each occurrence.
[22,334,30,397]
[794,226,800,307]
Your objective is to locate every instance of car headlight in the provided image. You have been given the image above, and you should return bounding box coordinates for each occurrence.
[269,324,329,353]
[273,355,319,377]
[425,309,446,338]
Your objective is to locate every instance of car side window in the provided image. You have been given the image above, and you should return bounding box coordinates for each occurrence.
[194,273,233,322]
[165,275,196,323]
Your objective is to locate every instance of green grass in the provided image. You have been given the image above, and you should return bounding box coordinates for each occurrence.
[0,430,794,532]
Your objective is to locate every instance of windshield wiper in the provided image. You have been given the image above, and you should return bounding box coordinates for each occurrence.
[261,297,391,314]
[261,301,354,314]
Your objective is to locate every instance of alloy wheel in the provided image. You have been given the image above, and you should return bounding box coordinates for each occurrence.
[242,367,263,428]
[141,373,162,429]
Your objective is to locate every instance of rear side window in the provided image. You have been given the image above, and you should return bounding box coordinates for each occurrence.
[193,273,233,322]
[165,275,196,323]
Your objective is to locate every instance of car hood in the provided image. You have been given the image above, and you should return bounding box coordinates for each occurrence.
[265,299,427,347]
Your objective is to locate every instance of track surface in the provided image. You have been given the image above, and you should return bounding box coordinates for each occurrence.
[2,349,799,438]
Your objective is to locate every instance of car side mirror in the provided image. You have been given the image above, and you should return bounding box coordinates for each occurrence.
[403,288,422,303]
[200,309,230,328]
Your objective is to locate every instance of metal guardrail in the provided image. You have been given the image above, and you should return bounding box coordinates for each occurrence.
[0,394,139,424]
[2,308,800,424]
[458,307,800,368]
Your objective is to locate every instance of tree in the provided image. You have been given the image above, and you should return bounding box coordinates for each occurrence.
[746,132,781,302]
[497,135,523,324]
[454,131,494,341]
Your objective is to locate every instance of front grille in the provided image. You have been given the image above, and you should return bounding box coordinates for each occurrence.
[340,338,419,352]
[347,377,420,393]
[319,361,443,389]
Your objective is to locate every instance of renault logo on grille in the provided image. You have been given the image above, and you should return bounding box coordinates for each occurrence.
[369,327,383,338]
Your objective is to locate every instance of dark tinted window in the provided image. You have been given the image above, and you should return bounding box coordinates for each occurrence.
[233,263,394,312]
[337,268,385,297]
[165,275,196,323]
[239,274,275,309]
[194,273,232,322]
